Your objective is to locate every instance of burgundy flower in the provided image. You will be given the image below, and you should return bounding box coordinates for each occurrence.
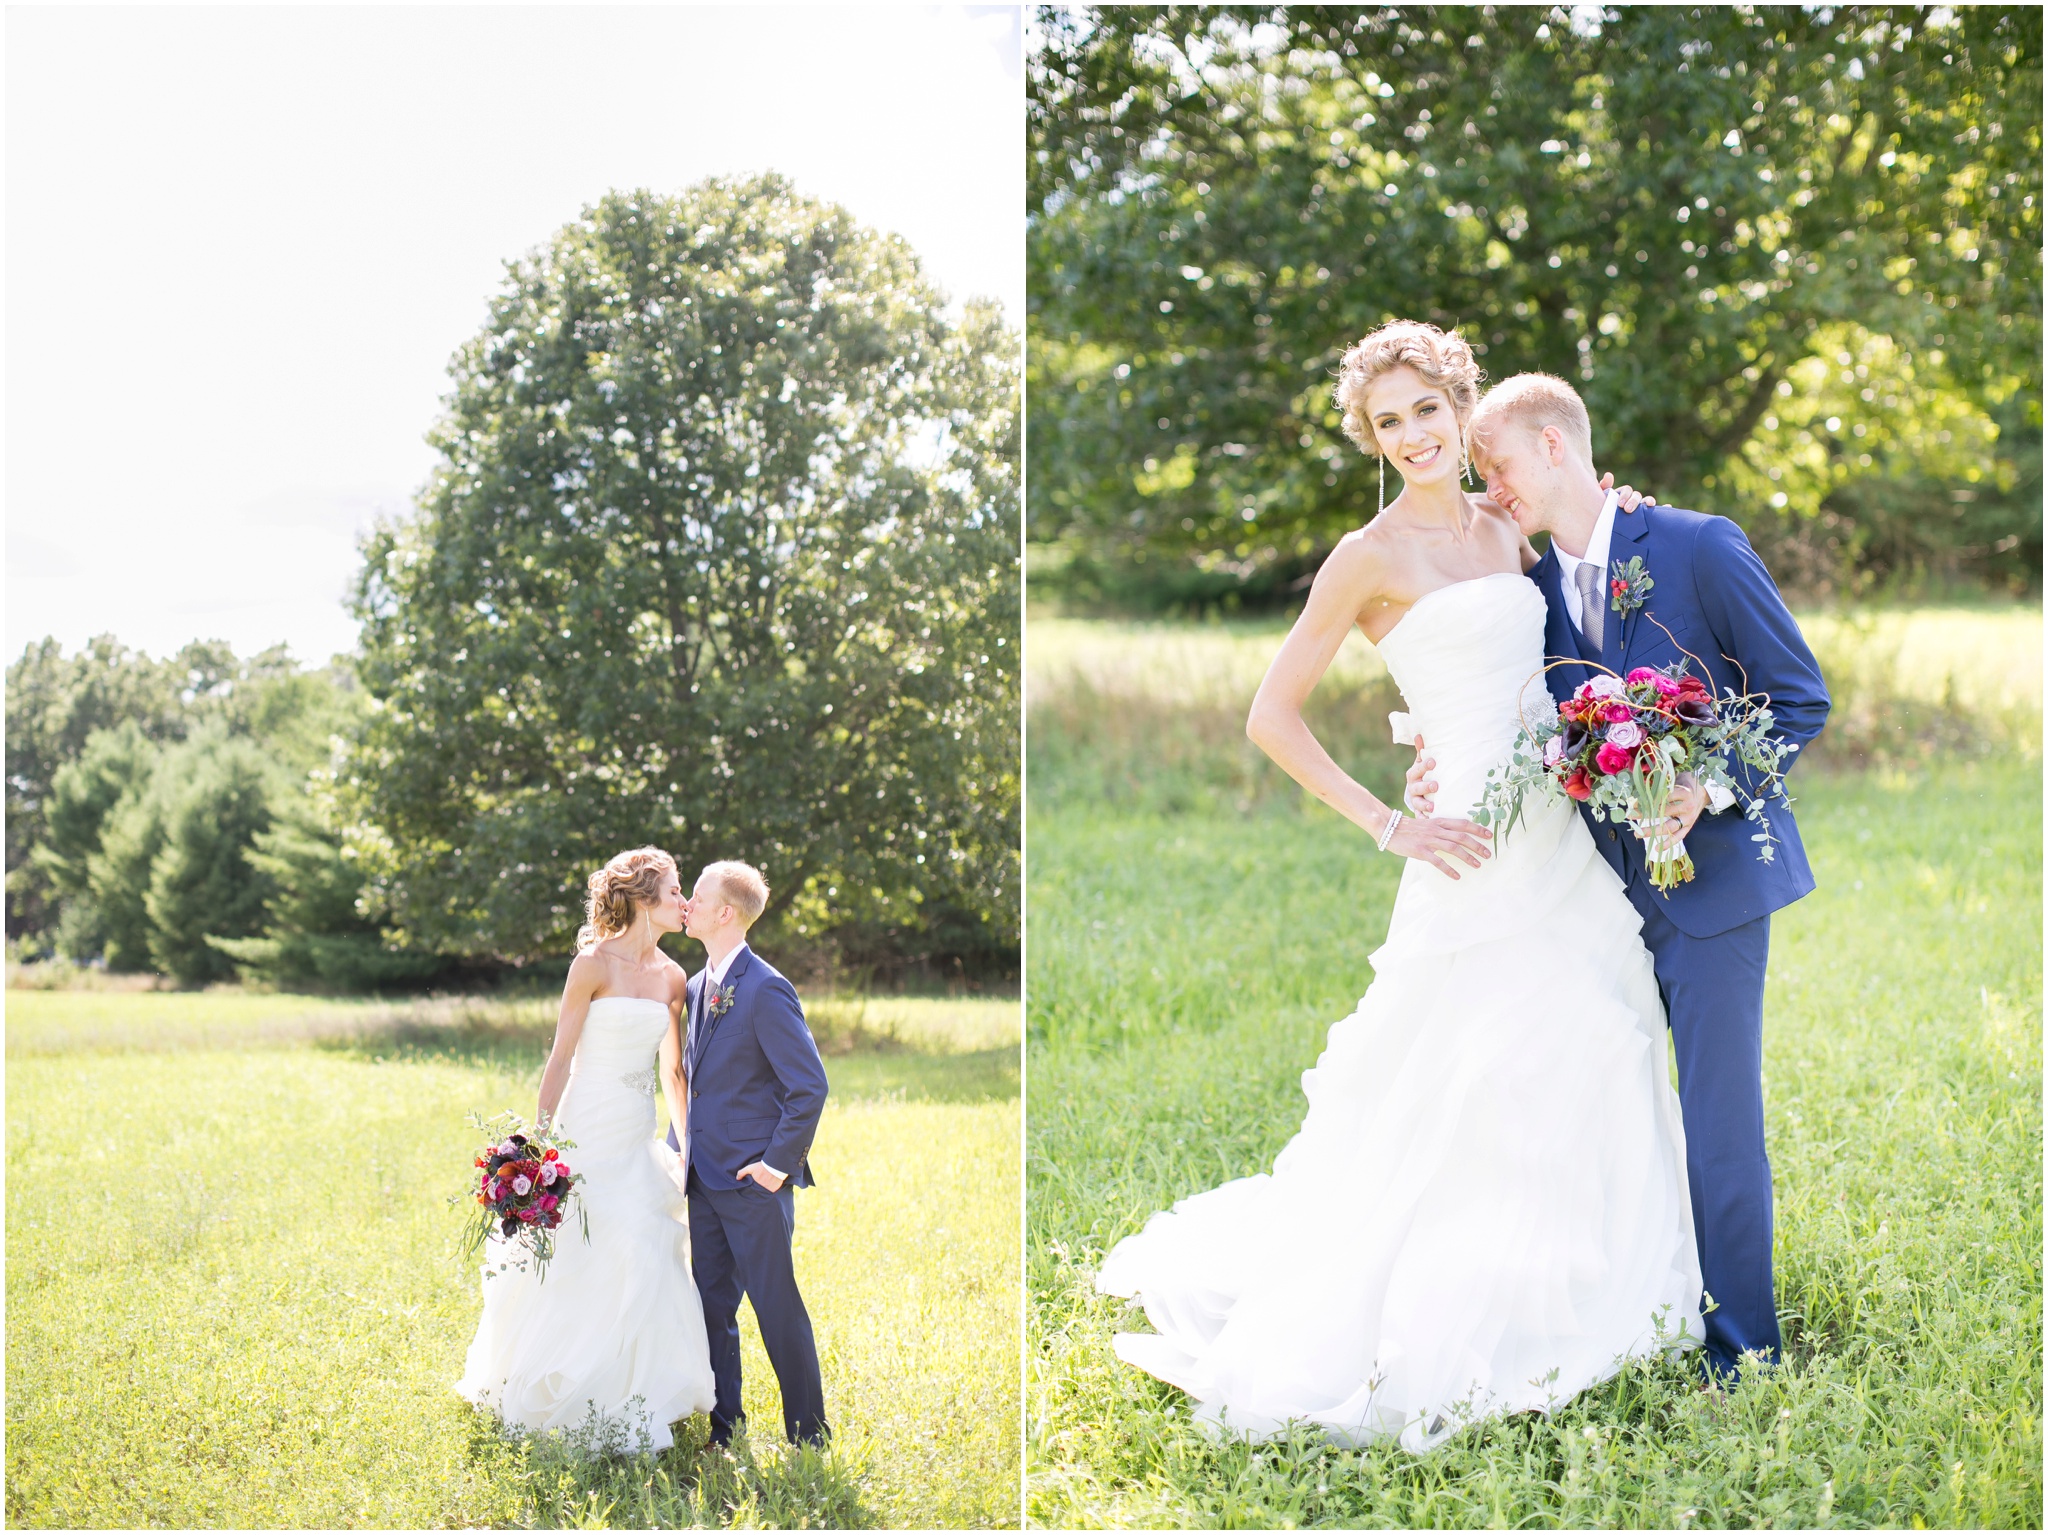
[1675,696,1718,727]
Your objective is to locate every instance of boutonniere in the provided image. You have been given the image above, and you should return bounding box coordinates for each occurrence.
[705,981,737,1019]
[1609,555,1654,619]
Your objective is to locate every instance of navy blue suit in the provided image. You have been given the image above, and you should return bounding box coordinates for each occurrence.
[665,945,829,1443]
[1529,502,1829,1377]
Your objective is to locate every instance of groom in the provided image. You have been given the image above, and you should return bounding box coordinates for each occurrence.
[1414,373,1830,1384]
[665,859,830,1445]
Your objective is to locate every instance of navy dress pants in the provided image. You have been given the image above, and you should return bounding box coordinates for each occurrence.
[686,1169,829,1445]
[1630,893,1782,1378]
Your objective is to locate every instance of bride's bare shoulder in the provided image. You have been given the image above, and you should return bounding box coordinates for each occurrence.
[1314,523,1398,599]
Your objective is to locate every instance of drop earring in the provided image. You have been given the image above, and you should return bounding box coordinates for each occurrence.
[1378,452,1386,516]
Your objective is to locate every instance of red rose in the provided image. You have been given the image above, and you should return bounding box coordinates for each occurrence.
[1675,674,1709,698]
[543,1148,558,1162]
[1564,766,1594,801]
[1595,741,1634,775]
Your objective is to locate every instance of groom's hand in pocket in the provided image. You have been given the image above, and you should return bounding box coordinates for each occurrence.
[737,1161,786,1193]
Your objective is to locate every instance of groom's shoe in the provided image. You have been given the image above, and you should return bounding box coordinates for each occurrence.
[707,1411,744,1449]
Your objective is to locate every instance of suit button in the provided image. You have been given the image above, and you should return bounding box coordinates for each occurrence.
[1607,829,1617,841]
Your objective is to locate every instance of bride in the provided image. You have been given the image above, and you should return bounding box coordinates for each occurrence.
[1096,321,1702,1451]
[457,846,716,1450]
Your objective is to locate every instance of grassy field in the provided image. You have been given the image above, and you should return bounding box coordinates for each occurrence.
[6,987,1020,1529]
[1026,607,2042,1529]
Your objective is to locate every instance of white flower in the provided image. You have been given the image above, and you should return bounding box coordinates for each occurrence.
[497,1139,520,1156]
[539,1162,559,1185]
[1606,720,1645,748]
[511,1175,532,1196]
[1543,736,1566,767]
[1587,675,1625,699]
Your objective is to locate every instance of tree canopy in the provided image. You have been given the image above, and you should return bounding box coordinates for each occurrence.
[1028,4,2040,600]
[348,176,1020,968]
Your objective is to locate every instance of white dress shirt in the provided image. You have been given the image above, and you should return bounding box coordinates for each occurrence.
[1550,488,1620,638]
[702,941,748,990]
[695,943,785,1180]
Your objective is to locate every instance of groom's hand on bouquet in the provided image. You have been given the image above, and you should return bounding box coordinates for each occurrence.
[737,1161,786,1193]
[1662,772,1708,840]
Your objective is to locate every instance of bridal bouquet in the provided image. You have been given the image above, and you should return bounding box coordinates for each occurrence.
[457,1113,588,1279]
[1474,660,1797,892]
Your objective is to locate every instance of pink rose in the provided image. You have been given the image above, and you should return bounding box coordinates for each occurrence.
[1606,721,1645,749]
[511,1175,532,1197]
[1651,674,1683,697]
[1586,675,1625,699]
[539,1194,558,1212]
[1595,741,1634,775]
[1626,667,1661,685]
[1604,701,1633,723]
[539,1162,558,1186]
[1543,735,1566,768]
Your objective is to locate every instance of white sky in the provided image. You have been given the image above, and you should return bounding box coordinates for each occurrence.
[5,3,1022,664]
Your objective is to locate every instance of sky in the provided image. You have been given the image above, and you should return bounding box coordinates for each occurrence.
[5,3,1022,664]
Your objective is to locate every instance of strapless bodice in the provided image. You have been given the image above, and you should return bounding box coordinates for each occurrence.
[1376,573,1556,821]
[568,995,671,1074]
[559,996,674,1153]
[1372,573,1602,955]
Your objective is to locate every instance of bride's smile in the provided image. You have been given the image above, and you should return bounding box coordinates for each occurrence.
[1368,379,1465,493]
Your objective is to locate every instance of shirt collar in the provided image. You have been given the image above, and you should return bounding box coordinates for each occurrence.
[1552,489,1620,584]
[704,942,749,988]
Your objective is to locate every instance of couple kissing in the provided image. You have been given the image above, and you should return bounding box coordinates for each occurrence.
[459,849,829,1453]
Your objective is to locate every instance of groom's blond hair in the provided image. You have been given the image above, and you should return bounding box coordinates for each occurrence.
[700,860,770,927]
[1468,372,1594,465]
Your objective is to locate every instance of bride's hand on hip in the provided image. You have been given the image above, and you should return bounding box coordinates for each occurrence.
[1386,810,1492,878]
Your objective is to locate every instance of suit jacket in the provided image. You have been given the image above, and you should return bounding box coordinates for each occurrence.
[1526,501,1831,939]
[667,947,827,1188]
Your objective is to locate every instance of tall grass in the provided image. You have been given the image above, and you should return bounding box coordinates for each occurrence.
[1025,608,2042,1528]
[6,989,1020,1528]
[1026,605,2042,824]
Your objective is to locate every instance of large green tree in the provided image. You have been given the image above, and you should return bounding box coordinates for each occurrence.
[1029,4,2040,597]
[349,177,1019,967]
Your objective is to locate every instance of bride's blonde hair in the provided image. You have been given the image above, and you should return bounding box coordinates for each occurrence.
[576,846,675,952]
[1333,320,1484,456]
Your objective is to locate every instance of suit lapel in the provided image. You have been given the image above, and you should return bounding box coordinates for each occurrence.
[693,945,753,1074]
[685,971,708,1078]
[1608,503,1653,668]
[1531,547,1593,693]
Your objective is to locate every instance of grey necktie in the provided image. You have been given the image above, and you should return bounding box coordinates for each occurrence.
[1575,560,1606,653]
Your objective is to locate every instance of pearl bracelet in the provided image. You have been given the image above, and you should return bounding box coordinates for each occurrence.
[1376,810,1403,852]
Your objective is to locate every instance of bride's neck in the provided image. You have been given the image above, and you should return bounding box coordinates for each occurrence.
[1400,476,1473,535]
[613,917,663,966]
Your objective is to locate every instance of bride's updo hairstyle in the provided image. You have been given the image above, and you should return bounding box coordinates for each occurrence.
[1333,321,1484,457]
[576,846,676,952]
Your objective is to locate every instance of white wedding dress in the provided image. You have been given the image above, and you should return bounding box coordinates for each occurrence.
[1097,572,1702,1452]
[457,996,715,1451]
